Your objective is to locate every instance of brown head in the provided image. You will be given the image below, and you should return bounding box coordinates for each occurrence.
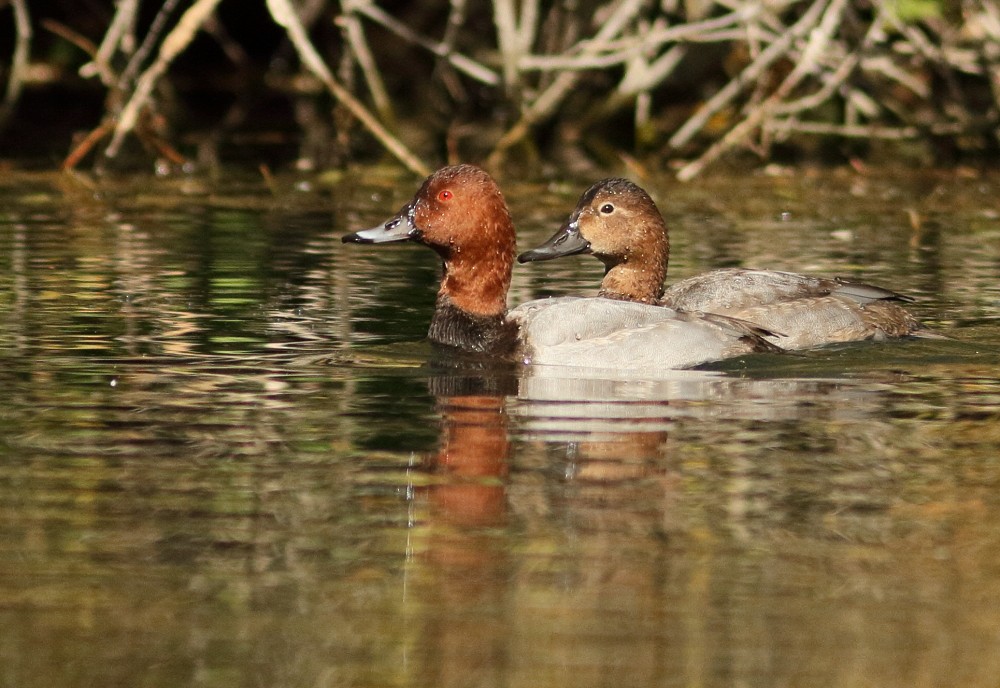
[343,165,519,354]
[343,164,516,318]
[518,178,670,304]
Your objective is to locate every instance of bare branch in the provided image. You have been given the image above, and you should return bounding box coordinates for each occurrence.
[340,0,394,123]
[266,0,430,176]
[669,0,832,151]
[350,0,499,86]
[107,0,225,158]
[489,0,650,164]
[0,0,31,130]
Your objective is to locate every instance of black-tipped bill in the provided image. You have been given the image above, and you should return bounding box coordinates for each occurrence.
[342,208,420,244]
[517,219,591,263]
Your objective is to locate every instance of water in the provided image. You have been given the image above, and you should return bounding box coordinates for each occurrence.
[2,166,1000,687]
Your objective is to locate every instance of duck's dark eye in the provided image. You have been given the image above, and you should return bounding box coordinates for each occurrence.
[600,203,614,214]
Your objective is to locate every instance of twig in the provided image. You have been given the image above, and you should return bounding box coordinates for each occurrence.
[351,0,498,86]
[619,44,686,96]
[266,0,430,176]
[106,0,224,158]
[493,0,520,93]
[441,0,467,50]
[63,120,114,170]
[676,0,849,180]
[488,0,648,165]
[80,0,137,85]
[669,0,831,151]
[0,0,31,131]
[765,120,966,139]
[860,55,930,99]
[119,0,183,90]
[340,0,394,123]
[41,19,98,59]
[519,8,751,72]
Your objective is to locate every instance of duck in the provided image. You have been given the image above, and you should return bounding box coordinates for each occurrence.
[518,177,930,350]
[342,165,781,371]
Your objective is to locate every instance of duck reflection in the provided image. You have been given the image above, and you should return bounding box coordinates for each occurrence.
[428,392,510,530]
[405,363,516,684]
[410,362,701,687]
[421,359,517,530]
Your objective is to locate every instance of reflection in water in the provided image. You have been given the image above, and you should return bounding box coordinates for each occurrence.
[2,170,1000,687]
[407,382,512,687]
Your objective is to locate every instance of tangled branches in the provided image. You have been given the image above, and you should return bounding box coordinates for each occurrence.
[8,0,1000,178]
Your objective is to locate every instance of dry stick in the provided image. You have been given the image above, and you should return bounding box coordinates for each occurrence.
[340,1,393,124]
[495,0,541,96]
[352,0,498,86]
[106,0,224,159]
[772,51,860,116]
[40,19,98,56]
[81,0,137,86]
[518,0,540,61]
[668,0,831,151]
[676,0,848,181]
[522,30,748,71]
[119,0,184,91]
[765,120,965,139]
[441,0,467,49]
[63,121,114,170]
[437,0,469,92]
[861,55,930,98]
[487,0,648,166]
[519,7,751,72]
[797,12,887,119]
[619,44,686,96]
[0,0,31,130]
[765,51,863,143]
[435,0,470,108]
[267,0,430,176]
[494,0,520,93]
[572,44,686,134]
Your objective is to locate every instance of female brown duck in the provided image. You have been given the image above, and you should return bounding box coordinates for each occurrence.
[519,178,931,350]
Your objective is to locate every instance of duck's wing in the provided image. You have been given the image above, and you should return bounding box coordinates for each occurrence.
[662,268,912,312]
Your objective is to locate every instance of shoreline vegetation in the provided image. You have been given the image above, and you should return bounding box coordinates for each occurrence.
[1,0,997,179]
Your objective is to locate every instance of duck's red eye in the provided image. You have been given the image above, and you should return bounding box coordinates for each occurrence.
[438,189,453,202]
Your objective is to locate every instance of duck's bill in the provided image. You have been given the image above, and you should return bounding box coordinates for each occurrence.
[342,209,419,244]
[517,220,591,263]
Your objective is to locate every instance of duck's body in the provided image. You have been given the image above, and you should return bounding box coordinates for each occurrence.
[342,165,778,371]
[509,296,778,369]
[519,178,928,350]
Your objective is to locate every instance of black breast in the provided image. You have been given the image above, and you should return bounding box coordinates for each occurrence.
[427,299,519,357]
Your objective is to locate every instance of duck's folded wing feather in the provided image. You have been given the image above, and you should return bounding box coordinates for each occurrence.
[663,268,911,311]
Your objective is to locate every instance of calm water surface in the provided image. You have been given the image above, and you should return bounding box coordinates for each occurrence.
[2,167,1000,687]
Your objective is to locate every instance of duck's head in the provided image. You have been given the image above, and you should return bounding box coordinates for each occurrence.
[518,178,669,303]
[343,164,515,317]
[519,178,668,268]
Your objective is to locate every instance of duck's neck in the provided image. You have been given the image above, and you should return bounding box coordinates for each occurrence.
[597,231,669,305]
[438,252,511,319]
[428,243,517,355]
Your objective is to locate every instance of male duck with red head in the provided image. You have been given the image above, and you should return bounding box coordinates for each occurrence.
[343,165,781,371]
[519,178,931,350]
